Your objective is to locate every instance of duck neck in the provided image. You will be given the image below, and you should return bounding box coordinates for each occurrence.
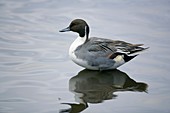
[78,25,89,44]
[84,25,89,43]
[78,35,88,45]
[77,35,87,46]
[82,35,88,44]
[70,24,90,53]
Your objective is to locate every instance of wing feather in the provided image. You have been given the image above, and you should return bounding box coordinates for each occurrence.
[85,37,148,57]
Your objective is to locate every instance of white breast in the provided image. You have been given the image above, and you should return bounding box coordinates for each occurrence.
[69,36,88,66]
[69,37,85,55]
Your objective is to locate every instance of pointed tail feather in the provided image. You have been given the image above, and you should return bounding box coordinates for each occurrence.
[128,47,149,55]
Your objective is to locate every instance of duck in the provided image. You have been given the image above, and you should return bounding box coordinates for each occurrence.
[59,19,148,71]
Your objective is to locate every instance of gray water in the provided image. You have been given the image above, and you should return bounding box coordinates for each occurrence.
[0,0,170,113]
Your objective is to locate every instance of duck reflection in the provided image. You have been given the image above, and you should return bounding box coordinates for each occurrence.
[60,69,148,113]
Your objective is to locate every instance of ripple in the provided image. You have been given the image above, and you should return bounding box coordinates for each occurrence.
[0,36,30,45]
[0,98,34,103]
[0,77,50,95]
[0,48,39,57]
[0,106,13,113]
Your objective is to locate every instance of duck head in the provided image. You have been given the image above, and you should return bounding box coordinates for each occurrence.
[59,19,90,38]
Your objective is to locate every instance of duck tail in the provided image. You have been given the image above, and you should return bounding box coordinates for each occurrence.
[128,46,149,55]
[124,54,138,62]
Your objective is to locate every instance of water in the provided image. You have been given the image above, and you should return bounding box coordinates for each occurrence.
[0,0,170,113]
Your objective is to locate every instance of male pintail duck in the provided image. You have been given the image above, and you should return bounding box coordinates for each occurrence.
[59,19,148,71]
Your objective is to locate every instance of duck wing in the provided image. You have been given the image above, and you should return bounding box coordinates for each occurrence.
[86,37,148,56]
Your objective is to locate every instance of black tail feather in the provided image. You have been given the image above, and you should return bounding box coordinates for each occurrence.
[124,54,138,62]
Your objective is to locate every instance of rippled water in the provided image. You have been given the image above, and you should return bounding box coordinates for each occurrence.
[0,0,170,113]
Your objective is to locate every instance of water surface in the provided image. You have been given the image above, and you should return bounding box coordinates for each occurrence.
[0,0,170,113]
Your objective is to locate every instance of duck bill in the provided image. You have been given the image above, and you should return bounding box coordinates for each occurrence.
[59,27,70,32]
